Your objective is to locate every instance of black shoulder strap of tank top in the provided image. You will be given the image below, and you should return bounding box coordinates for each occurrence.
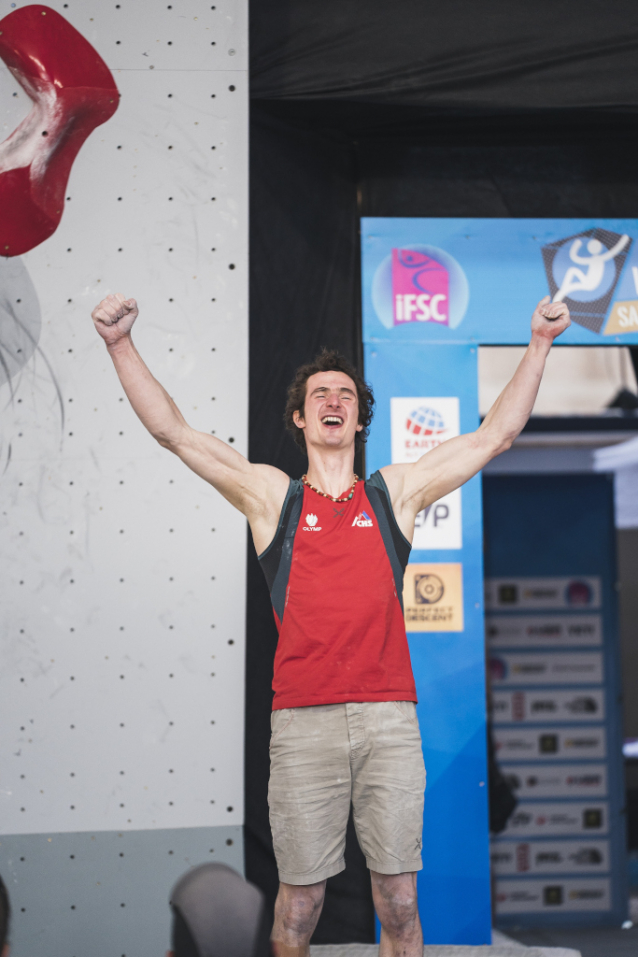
[365,470,412,613]
[258,478,304,621]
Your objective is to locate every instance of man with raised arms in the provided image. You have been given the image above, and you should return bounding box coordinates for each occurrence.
[92,293,570,957]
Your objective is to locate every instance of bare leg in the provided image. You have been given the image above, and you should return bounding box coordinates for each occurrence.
[271,879,326,957]
[371,871,422,957]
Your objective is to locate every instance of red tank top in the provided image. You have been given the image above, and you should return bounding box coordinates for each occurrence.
[258,471,417,710]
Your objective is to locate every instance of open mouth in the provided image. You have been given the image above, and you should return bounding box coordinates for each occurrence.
[321,415,343,428]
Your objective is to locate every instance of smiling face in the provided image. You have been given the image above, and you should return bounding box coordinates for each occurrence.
[293,370,363,452]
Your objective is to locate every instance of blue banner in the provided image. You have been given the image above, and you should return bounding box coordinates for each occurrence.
[365,343,491,944]
[362,217,638,345]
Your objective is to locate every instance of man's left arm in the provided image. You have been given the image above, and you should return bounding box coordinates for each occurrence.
[382,297,570,529]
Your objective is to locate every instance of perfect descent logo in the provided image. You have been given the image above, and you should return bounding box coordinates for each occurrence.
[371,244,469,331]
[403,563,464,632]
[414,573,445,604]
[541,227,634,335]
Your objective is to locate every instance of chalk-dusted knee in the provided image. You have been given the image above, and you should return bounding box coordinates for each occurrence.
[371,871,419,937]
[274,881,326,941]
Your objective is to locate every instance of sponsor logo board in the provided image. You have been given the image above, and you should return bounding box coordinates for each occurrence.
[500,763,607,799]
[503,802,608,837]
[403,563,463,632]
[492,689,606,725]
[542,228,632,335]
[485,577,601,611]
[486,614,602,648]
[490,839,610,876]
[371,245,469,332]
[390,397,461,549]
[391,248,450,326]
[495,878,611,914]
[363,219,638,343]
[488,652,603,687]
[494,729,606,762]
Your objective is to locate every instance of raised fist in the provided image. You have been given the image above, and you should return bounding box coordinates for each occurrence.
[531,295,570,341]
[92,293,138,346]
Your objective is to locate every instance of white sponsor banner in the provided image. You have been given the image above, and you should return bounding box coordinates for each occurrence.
[492,688,606,724]
[412,489,461,550]
[494,728,606,761]
[504,802,608,837]
[486,615,602,648]
[495,877,611,914]
[390,397,461,549]
[501,764,608,799]
[489,652,603,686]
[485,577,601,611]
[491,840,610,876]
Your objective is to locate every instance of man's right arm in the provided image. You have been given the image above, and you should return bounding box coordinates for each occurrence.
[93,294,289,545]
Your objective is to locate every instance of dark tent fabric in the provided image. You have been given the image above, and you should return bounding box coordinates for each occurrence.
[251,0,638,111]
[246,109,372,944]
[358,117,638,220]
[246,1,638,945]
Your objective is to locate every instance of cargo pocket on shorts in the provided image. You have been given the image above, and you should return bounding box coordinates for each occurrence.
[270,708,295,748]
[393,700,420,727]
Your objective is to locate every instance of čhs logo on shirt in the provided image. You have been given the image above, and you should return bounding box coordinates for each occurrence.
[303,513,322,531]
[352,511,373,527]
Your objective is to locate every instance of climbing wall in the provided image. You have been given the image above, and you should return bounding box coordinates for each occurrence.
[0,1,248,954]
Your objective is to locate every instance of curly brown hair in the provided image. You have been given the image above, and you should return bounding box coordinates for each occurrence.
[284,349,375,454]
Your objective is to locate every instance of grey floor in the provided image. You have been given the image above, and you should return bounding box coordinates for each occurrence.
[310,918,638,957]
[310,930,580,957]
[311,945,578,957]
[508,923,638,957]
[310,899,638,957]
[506,896,638,957]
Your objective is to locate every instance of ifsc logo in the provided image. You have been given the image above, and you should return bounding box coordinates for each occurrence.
[541,227,633,335]
[303,513,322,531]
[371,244,469,331]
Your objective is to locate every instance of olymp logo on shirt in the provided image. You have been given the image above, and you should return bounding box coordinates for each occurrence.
[303,513,322,531]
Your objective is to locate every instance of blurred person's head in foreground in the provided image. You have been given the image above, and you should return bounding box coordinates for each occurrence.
[167,863,270,957]
[0,874,10,956]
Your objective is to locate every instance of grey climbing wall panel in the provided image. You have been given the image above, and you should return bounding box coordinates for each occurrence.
[0,0,248,953]
[0,826,243,955]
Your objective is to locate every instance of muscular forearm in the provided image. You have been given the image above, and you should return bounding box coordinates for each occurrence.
[479,334,551,452]
[106,334,187,446]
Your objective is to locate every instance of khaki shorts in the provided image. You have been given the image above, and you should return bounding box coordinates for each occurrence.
[268,701,426,885]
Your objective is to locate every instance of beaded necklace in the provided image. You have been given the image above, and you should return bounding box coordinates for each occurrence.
[301,473,359,503]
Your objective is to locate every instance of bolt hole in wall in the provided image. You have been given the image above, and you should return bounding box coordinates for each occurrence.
[0,1,248,956]
[480,344,638,923]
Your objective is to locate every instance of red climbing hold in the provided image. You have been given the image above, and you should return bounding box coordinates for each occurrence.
[0,4,119,257]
